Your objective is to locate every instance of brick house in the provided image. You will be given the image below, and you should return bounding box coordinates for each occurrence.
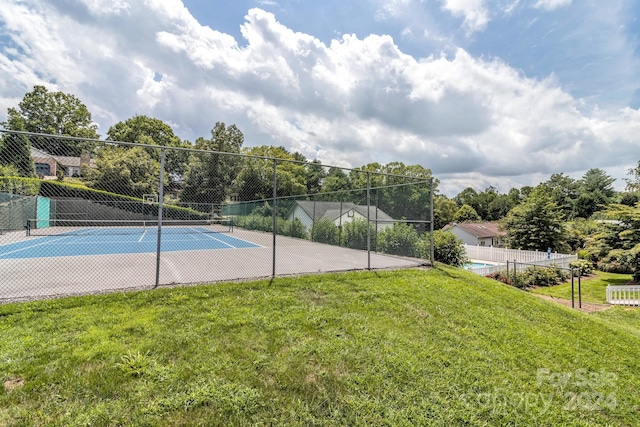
[31,147,93,178]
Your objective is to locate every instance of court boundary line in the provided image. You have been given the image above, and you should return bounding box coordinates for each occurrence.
[0,235,73,258]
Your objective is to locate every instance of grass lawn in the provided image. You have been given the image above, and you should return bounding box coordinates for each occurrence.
[1,266,639,426]
[591,306,640,339]
[529,271,633,304]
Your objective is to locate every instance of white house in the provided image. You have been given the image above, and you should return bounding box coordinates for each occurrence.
[288,201,395,232]
[443,222,506,247]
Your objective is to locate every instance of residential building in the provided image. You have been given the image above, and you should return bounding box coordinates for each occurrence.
[443,222,506,247]
[288,201,395,232]
[31,147,93,178]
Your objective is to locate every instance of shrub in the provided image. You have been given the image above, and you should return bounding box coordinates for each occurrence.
[0,176,41,195]
[597,249,635,274]
[250,203,273,217]
[520,265,569,287]
[312,220,340,245]
[486,270,512,286]
[569,259,594,276]
[378,223,420,257]
[342,219,376,250]
[235,215,272,232]
[277,217,308,239]
[416,230,467,267]
[577,250,590,260]
[488,264,569,288]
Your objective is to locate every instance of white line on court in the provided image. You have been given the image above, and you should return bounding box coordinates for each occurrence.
[198,231,238,248]
[0,236,73,258]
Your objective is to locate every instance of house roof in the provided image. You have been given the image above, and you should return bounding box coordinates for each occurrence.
[30,147,93,168]
[444,222,506,238]
[293,201,395,222]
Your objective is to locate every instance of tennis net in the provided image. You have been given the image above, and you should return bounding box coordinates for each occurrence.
[25,218,234,236]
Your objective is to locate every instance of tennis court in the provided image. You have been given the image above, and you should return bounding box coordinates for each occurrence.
[0,223,426,302]
[1,223,259,259]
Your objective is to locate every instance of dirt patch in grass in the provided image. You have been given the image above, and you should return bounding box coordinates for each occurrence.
[3,377,24,392]
[534,294,613,313]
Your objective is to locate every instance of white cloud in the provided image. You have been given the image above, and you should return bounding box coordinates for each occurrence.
[441,0,489,34]
[80,0,131,16]
[0,1,638,195]
[533,0,572,11]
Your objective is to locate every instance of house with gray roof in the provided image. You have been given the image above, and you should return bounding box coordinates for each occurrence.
[288,201,395,232]
[443,222,506,247]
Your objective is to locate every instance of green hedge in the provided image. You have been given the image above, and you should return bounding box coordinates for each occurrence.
[0,176,41,196]
[0,176,207,221]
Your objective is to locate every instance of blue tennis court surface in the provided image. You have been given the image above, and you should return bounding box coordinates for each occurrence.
[0,227,260,259]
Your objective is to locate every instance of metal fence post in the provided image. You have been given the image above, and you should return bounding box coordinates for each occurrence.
[366,171,371,270]
[578,268,582,309]
[272,159,277,277]
[311,198,316,242]
[429,178,434,266]
[154,147,166,289]
[571,267,575,308]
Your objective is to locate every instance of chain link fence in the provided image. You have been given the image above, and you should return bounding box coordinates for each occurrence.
[0,130,433,302]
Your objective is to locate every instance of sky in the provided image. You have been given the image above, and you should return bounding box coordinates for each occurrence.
[0,0,639,196]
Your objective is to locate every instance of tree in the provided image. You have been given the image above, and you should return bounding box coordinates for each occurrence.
[507,188,525,205]
[520,186,534,199]
[487,194,515,220]
[501,186,566,252]
[474,186,499,220]
[1,85,99,155]
[348,163,386,205]
[0,132,34,176]
[87,146,160,197]
[107,115,187,177]
[454,187,478,208]
[454,204,481,222]
[319,167,352,201]
[584,202,640,278]
[434,195,458,229]
[180,122,243,205]
[306,160,326,195]
[454,186,500,220]
[624,160,640,192]
[377,162,435,226]
[603,203,640,250]
[544,173,580,219]
[234,146,307,201]
[574,168,616,218]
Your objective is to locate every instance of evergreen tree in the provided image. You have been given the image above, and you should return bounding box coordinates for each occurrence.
[501,186,566,251]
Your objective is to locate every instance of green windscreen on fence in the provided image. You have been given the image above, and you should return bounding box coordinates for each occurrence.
[0,192,38,231]
[36,196,51,228]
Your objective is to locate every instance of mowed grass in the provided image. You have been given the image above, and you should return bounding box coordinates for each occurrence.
[529,271,633,304]
[1,266,639,426]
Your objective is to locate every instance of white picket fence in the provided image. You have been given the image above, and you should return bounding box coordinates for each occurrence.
[464,245,578,276]
[606,285,640,306]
